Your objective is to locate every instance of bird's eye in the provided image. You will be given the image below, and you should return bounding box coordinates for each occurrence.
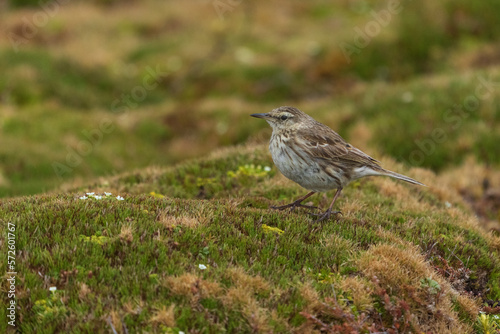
[280,115,288,121]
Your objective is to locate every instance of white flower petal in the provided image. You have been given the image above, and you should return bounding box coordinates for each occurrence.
[80,196,87,200]
[116,196,124,201]
[105,192,112,196]
[86,192,95,195]
[49,286,57,292]
[264,166,271,172]
[198,264,207,270]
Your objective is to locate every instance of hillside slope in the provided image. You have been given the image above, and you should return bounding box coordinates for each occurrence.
[1,144,499,333]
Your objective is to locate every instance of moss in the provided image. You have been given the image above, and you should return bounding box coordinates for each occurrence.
[1,145,498,332]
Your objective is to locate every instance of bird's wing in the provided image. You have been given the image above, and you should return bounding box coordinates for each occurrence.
[296,125,380,166]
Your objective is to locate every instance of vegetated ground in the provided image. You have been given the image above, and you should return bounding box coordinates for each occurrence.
[1,144,500,333]
[1,0,500,198]
[1,0,500,332]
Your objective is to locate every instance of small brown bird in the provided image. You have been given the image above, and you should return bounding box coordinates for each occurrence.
[251,106,425,222]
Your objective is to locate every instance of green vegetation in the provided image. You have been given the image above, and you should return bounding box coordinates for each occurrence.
[1,0,500,332]
[1,0,500,196]
[1,145,499,332]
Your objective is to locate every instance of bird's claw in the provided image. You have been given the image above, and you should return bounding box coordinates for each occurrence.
[310,209,342,223]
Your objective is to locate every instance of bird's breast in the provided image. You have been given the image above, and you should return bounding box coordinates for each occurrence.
[269,133,343,192]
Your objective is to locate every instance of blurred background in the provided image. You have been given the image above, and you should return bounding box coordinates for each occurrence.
[0,0,499,226]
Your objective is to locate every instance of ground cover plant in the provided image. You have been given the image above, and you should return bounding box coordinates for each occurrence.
[1,145,500,333]
[1,0,500,332]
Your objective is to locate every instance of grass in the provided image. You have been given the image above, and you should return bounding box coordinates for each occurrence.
[1,0,500,197]
[1,144,499,333]
[1,0,500,332]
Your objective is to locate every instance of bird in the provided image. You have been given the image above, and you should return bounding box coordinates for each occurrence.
[251,106,425,222]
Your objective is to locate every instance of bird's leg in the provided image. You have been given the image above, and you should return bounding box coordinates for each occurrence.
[270,191,316,211]
[311,188,343,222]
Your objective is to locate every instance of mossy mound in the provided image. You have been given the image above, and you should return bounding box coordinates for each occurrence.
[1,144,499,333]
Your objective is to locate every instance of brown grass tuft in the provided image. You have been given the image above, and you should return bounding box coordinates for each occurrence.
[340,198,367,218]
[358,243,474,333]
[221,287,271,333]
[299,282,321,313]
[219,267,275,332]
[163,273,222,302]
[158,214,199,229]
[322,233,359,254]
[150,304,176,327]
[226,267,270,294]
[490,234,500,252]
[456,294,481,320]
[222,287,255,309]
[119,224,134,243]
[123,299,143,315]
[338,276,374,312]
[108,310,123,334]
[78,283,91,300]
[373,176,434,213]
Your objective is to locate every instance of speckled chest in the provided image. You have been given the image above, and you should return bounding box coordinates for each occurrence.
[269,131,343,192]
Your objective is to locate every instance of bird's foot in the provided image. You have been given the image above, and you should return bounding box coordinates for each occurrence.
[310,209,342,223]
[270,201,317,211]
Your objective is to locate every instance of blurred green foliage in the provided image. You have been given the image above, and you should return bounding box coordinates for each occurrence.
[1,0,500,197]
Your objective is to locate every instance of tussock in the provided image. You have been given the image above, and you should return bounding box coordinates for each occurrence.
[150,304,176,327]
[338,276,374,312]
[108,310,123,334]
[299,282,321,313]
[226,267,271,294]
[158,214,199,229]
[358,243,475,333]
[221,284,271,332]
[119,224,134,243]
[123,300,143,315]
[163,273,222,302]
[78,283,91,300]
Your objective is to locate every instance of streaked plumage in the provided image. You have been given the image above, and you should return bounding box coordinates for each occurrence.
[251,106,425,222]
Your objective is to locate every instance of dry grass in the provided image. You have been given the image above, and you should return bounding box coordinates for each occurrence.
[150,304,176,327]
[78,283,91,300]
[163,273,223,303]
[107,310,123,334]
[158,214,199,229]
[358,243,475,333]
[226,267,271,294]
[299,282,321,314]
[123,299,144,316]
[221,287,272,333]
[321,233,359,255]
[338,276,374,312]
[119,223,134,243]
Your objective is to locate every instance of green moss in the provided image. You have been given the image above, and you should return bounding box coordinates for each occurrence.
[1,145,498,332]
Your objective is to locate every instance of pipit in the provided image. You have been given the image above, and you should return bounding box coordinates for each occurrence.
[251,106,425,222]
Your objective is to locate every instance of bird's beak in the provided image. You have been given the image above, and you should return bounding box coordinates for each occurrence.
[251,113,271,119]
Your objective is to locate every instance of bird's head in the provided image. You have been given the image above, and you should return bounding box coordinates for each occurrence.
[251,106,309,131]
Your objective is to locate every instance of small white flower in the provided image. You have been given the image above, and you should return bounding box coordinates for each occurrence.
[179,332,185,334]
[86,192,95,196]
[49,286,57,292]
[198,264,207,270]
[94,195,102,200]
[445,201,452,208]
[104,192,112,196]
[80,196,87,200]
[264,166,271,172]
[116,196,124,201]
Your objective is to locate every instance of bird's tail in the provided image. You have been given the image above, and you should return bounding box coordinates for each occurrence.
[381,169,426,186]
